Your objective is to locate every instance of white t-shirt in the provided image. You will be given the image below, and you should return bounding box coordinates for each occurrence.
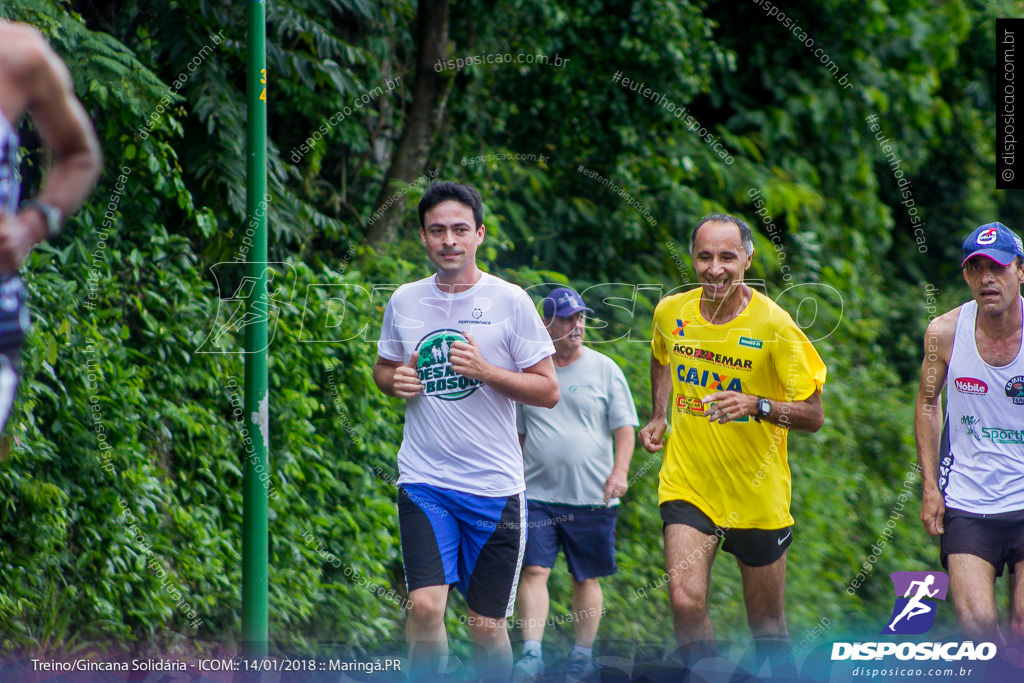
[518,347,638,506]
[377,272,555,496]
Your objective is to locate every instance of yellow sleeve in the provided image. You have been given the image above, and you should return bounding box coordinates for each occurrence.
[771,315,827,401]
[651,299,671,365]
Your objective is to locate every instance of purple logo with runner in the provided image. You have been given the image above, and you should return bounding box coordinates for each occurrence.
[882,571,949,635]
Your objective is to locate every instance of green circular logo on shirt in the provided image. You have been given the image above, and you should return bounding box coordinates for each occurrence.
[415,329,483,401]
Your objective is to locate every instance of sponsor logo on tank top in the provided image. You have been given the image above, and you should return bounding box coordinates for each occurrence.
[979,426,1024,444]
[414,329,483,400]
[953,377,988,395]
[1004,375,1024,405]
[959,415,982,440]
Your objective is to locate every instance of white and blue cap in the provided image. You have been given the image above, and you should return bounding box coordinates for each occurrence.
[542,287,593,318]
[961,222,1024,267]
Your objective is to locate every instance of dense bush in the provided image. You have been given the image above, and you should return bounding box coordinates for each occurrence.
[0,0,1010,662]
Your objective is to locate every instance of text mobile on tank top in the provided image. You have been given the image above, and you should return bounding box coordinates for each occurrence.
[944,298,1024,513]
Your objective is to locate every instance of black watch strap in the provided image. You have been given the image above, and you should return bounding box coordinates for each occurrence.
[754,397,771,422]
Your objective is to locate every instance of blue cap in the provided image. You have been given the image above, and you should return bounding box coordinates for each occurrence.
[542,287,593,318]
[962,222,1024,267]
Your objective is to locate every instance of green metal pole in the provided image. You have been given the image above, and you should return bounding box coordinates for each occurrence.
[242,0,269,658]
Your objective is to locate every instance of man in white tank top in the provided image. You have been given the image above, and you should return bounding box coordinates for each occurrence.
[0,20,101,436]
[915,222,1024,641]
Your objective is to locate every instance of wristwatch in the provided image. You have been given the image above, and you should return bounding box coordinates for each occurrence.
[754,397,772,422]
[20,200,63,240]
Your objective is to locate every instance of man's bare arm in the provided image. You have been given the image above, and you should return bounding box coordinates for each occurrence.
[916,310,956,536]
[701,389,824,432]
[639,355,671,452]
[0,23,101,272]
[21,30,102,221]
[603,425,636,502]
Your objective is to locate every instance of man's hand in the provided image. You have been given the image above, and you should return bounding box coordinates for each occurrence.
[449,332,491,381]
[640,418,667,453]
[921,486,945,536]
[0,212,46,274]
[603,468,629,504]
[702,391,757,424]
[391,353,424,399]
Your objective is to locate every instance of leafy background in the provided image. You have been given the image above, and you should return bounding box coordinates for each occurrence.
[0,0,1019,667]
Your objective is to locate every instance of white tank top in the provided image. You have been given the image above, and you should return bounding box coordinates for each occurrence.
[0,103,18,214]
[942,298,1024,513]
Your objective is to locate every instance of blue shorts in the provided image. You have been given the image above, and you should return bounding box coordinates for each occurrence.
[522,501,618,581]
[398,483,526,618]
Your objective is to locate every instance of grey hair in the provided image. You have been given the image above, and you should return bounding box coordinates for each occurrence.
[689,213,754,257]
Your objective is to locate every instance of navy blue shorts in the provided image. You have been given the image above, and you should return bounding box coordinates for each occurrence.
[398,483,526,618]
[522,501,618,581]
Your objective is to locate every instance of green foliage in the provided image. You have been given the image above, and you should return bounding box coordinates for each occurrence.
[0,0,1012,664]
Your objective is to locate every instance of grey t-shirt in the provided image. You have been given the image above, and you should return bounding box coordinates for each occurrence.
[517,346,639,506]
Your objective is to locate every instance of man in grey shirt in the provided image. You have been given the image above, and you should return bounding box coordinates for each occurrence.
[513,287,638,682]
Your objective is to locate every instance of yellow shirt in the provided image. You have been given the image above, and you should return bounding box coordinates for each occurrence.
[652,288,826,529]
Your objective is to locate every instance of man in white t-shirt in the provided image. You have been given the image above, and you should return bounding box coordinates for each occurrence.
[512,287,637,682]
[373,181,559,680]
[916,222,1024,642]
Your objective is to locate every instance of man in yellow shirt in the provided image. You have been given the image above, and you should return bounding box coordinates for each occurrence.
[640,214,826,671]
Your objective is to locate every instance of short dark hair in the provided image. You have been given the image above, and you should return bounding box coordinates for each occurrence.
[418,182,484,229]
[689,213,754,257]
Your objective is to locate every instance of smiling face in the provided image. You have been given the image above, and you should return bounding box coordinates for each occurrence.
[420,199,485,286]
[963,255,1024,316]
[691,219,753,305]
[546,311,586,356]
